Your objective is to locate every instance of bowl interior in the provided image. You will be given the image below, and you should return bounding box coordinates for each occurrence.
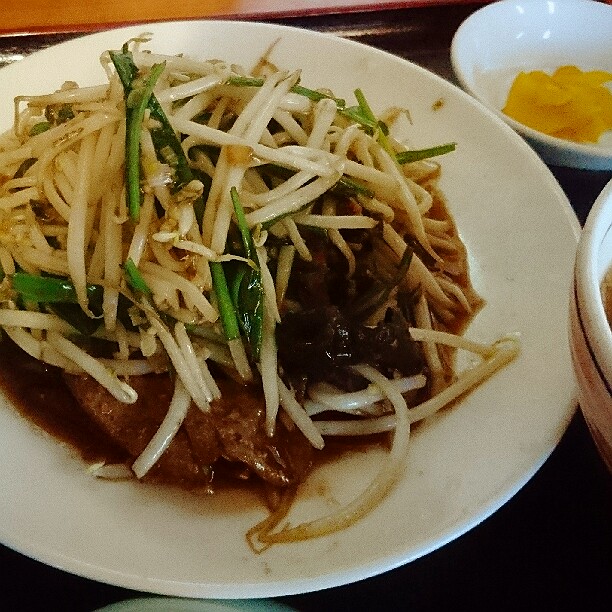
[577,179,612,384]
[596,219,612,349]
[451,0,612,169]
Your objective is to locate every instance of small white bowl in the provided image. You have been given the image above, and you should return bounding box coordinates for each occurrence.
[569,177,612,473]
[451,0,612,170]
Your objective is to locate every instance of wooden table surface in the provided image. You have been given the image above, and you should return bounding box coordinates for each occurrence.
[1,0,480,34]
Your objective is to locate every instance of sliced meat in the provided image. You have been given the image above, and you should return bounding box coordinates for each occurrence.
[63,372,313,489]
[208,378,313,488]
[181,407,223,468]
[63,373,213,486]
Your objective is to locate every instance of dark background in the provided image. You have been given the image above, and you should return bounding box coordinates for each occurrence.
[1,4,611,610]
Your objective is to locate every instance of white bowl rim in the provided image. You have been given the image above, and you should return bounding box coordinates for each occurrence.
[450,0,612,169]
[575,177,612,389]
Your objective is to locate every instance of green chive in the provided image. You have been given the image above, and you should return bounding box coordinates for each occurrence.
[210,261,240,341]
[123,258,152,296]
[396,142,457,164]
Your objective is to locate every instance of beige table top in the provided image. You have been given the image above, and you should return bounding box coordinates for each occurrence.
[1,0,458,34]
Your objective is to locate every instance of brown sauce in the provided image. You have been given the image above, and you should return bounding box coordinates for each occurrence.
[0,336,397,493]
[0,337,129,464]
[0,191,480,493]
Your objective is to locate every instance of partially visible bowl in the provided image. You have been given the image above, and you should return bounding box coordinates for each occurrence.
[569,178,612,473]
[451,0,612,170]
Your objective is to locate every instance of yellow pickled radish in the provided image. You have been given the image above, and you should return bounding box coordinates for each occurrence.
[502,65,612,143]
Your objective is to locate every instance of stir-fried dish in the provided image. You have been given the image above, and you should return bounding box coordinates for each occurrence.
[0,36,519,550]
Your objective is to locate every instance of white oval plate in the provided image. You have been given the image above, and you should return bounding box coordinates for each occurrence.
[0,20,579,599]
[451,0,612,170]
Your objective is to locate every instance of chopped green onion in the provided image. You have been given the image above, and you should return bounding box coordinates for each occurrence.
[227,75,265,88]
[11,273,105,335]
[352,88,394,156]
[229,187,264,359]
[338,105,378,131]
[232,266,263,360]
[147,96,194,189]
[260,200,316,231]
[227,75,346,107]
[333,175,374,198]
[109,48,139,95]
[123,258,152,296]
[211,261,241,342]
[11,272,101,304]
[47,304,102,336]
[112,48,201,224]
[258,163,371,200]
[396,142,457,164]
[230,186,255,261]
[290,84,345,107]
[126,61,166,221]
[353,89,377,125]
[29,122,51,136]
